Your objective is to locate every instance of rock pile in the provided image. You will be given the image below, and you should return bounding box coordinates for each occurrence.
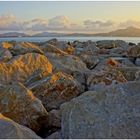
[0,39,140,138]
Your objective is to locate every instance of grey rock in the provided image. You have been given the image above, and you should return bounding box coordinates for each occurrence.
[61,81,140,138]
[0,114,40,139]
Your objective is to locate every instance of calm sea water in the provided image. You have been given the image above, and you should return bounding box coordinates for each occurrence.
[0,36,140,44]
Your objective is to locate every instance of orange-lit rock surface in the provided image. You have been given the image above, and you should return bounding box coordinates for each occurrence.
[40,42,68,55]
[28,72,83,110]
[1,42,44,55]
[46,52,88,74]
[0,82,48,132]
[0,53,52,84]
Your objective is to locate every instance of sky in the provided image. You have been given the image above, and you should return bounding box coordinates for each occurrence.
[0,1,140,34]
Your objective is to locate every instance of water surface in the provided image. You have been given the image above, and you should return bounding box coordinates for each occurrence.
[0,36,140,44]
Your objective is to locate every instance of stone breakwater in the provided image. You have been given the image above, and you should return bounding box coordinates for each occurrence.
[0,39,140,139]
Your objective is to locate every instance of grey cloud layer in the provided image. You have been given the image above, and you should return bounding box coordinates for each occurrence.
[0,13,139,33]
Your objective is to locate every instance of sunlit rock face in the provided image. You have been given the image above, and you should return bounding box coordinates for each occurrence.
[0,82,48,132]
[0,47,13,62]
[39,42,68,55]
[0,53,52,84]
[0,114,41,139]
[27,72,83,111]
[42,39,75,54]
[61,81,140,139]
[1,42,44,56]
[45,52,88,74]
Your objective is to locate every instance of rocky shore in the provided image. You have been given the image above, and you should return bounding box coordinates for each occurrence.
[0,39,140,139]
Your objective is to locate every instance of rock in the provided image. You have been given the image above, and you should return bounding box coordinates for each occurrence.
[48,109,61,128]
[40,42,68,55]
[96,40,129,49]
[106,58,120,67]
[135,70,140,81]
[0,53,52,84]
[0,47,13,62]
[127,45,140,57]
[73,41,99,55]
[46,52,88,74]
[47,131,61,139]
[56,41,75,54]
[28,72,83,111]
[1,42,44,56]
[0,114,40,139]
[87,66,127,88]
[135,58,140,66]
[0,82,48,132]
[117,67,140,81]
[61,81,140,138]
[45,39,74,54]
[79,54,99,69]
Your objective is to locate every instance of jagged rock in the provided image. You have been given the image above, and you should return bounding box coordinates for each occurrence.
[79,54,99,69]
[73,41,99,55]
[96,40,129,49]
[0,47,13,62]
[127,45,140,57]
[48,109,61,128]
[117,67,140,81]
[87,62,127,88]
[44,39,74,54]
[46,52,88,74]
[0,82,48,132]
[135,58,140,66]
[0,53,52,84]
[56,41,75,54]
[61,81,140,138]
[0,114,40,139]
[1,42,44,56]
[47,131,61,139]
[40,42,68,55]
[28,72,83,111]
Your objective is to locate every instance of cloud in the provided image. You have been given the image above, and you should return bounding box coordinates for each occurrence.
[118,20,140,28]
[1,13,140,33]
[48,16,71,29]
[84,20,114,28]
[83,19,116,32]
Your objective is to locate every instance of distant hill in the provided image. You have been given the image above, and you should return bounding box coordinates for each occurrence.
[67,27,140,37]
[1,26,140,37]
[0,32,30,37]
[33,32,66,37]
[94,26,140,37]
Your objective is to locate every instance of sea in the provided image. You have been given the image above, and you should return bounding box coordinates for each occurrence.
[0,36,140,44]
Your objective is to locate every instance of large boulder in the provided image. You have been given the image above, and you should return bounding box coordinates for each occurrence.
[0,47,13,62]
[61,81,140,138]
[127,45,140,58]
[1,42,44,56]
[96,40,129,49]
[117,67,140,81]
[87,65,127,89]
[0,114,40,139]
[40,42,68,55]
[73,41,99,55]
[43,39,74,54]
[0,53,52,84]
[135,58,140,66]
[0,82,48,132]
[45,52,88,74]
[79,54,99,69]
[47,131,61,139]
[27,72,83,111]
[48,109,61,128]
